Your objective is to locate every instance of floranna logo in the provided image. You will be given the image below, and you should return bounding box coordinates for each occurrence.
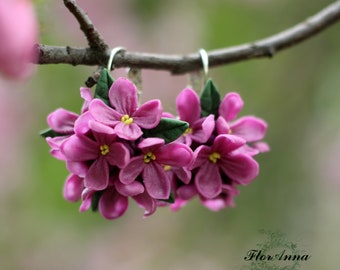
[242,230,311,270]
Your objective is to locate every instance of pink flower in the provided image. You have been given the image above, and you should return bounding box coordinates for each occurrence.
[119,138,194,200]
[89,77,162,140]
[0,0,38,79]
[216,92,269,154]
[61,121,130,190]
[176,88,215,146]
[192,134,259,198]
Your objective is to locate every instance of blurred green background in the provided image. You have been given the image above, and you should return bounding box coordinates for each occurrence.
[1,0,340,269]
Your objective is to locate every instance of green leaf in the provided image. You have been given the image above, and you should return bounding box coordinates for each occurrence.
[142,118,189,144]
[159,192,174,204]
[40,128,64,138]
[94,68,114,105]
[200,79,221,118]
[91,191,104,212]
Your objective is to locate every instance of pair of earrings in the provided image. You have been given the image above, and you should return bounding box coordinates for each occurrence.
[41,48,269,220]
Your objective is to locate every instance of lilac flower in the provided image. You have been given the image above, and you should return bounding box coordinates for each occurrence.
[176,88,215,146]
[61,121,130,190]
[89,78,162,140]
[216,92,269,154]
[119,138,194,200]
[192,134,259,198]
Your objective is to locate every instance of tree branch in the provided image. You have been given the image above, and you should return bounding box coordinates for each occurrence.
[37,0,340,74]
[63,0,108,51]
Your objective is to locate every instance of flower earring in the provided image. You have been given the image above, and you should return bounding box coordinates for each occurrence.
[41,48,269,220]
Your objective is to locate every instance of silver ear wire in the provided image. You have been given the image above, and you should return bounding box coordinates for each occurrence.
[107,47,125,71]
[198,48,209,79]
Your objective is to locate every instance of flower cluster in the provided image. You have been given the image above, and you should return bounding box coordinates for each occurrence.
[42,69,269,220]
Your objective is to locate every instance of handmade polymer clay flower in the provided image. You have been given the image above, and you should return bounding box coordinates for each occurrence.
[175,88,215,146]
[216,92,269,154]
[191,134,259,198]
[119,137,194,200]
[89,77,162,140]
[61,121,130,190]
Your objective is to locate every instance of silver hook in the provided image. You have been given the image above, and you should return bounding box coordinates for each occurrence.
[107,47,125,71]
[199,48,209,77]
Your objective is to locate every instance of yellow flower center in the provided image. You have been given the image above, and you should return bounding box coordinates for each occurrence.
[209,152,221,163]
[143,151,156,164]
[121,114,134,125]
[100,144,110,156]
[163,165,172,171]
[183,127,193,137]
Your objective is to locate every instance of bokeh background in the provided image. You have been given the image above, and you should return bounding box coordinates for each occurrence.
[1,0,340,269]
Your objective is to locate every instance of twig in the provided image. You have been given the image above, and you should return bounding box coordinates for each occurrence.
[37,0,340,74]
[63,0,108,51]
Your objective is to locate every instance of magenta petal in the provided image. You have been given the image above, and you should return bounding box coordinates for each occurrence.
[65,161,89,177]
[156,143,193,167]
[115,180,144,196]
[133,99,162,129]
[220,153,259,185]
[99,189,128,220]
[252,141,270,153]
[212,134,246,156]
[106,142,130,168]
[191,114,215,143]
[216,116,231,135]
[74,111,93,135]
[133,192,157,217]
[89,99,121,125]
[173,167,192,184]
[219,92,244,121]
[47,108,78,134]
[109,78,138,115]
[230,116,268,142]
[195,162,222,199]
[119,156,145,184]
[138,137,164,152]
[192,145,212,169]
[114,122,142,140]
[88,120,116,136]
[176,88,200,124]
[176,184,197,200]
[142,163,170,199]
[84,158,109,190]
[61,135,98,161]
[63,174,84,202]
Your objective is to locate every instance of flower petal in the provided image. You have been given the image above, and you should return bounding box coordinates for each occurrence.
[133,99,162,129]
[99,189,128,220]
[156,142,193,167]
[115,180,144,196]
[220,153,259,185]
[106,142,130,168]
[79,188,94,212]
[219,92,243,121]
[61,134,98,161]
[191,114,215,143]
[133,191,157,217]
[89,99,121,125]
[84,158,109,190]
[109,77,138,115]
[212,134,246,156]
[192,145,212,169]
[47,108,78,134]
[65,161,89,177]
[176,88,200,124]
[142,163,170,199]
[114,122,143,140]
[195,162,222,199]
[216,116,231,135]
[176,184,197,200]
[230,116,268,142]
[119,156,145,184]
[63,174,84,202]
